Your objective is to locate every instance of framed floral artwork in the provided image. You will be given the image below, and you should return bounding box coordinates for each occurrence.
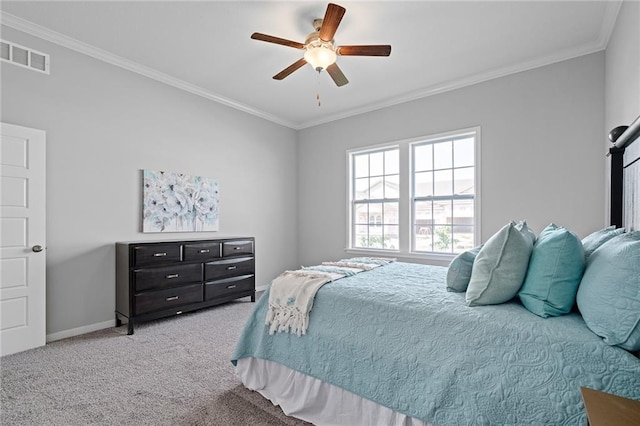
[142,170,219,232]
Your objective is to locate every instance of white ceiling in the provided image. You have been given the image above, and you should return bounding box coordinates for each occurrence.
[0,1,620,129]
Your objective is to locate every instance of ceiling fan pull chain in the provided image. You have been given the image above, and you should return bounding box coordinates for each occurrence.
[316,70,322,107]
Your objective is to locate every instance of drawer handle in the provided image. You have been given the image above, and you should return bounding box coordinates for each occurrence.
[165,274,179,279]
[199,249,210,254]
[154,252,167,257]
[234,247,240,250]
[227,285,237,289]
[176,311,183,315]
[166,296,179,301]
[227,266,237,270]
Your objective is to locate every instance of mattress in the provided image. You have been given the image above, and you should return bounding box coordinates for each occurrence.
[232,262,640,425]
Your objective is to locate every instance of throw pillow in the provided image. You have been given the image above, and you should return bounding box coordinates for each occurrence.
[446,245,483,292]
[577,232,640,351]
[518,224,585,317]
[581,225,625,261]
[466,222,533,306]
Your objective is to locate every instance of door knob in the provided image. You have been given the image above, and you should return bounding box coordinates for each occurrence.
[32,245,44,253]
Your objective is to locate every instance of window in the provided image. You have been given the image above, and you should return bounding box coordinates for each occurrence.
[347,128,479,258]
[412,133,476,254]
[350,147,399,250]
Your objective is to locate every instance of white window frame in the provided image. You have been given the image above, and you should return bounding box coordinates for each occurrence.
[347,145,401,252]
[346,127,481,263]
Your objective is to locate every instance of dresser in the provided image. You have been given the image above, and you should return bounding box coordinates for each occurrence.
[116,237,255,335]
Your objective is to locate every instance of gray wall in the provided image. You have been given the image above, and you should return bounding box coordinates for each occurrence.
[1,26,299,339]
[297,53,605,266]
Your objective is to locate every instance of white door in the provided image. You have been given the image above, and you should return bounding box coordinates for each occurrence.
[0,123,46,357]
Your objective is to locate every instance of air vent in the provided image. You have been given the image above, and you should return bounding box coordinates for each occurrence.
[0,40,49,74]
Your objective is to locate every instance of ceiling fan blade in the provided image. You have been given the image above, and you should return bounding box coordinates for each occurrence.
[319,3,346,42]
[273,58,308,80]
[326,63,349,87]
[337,45,392,56]
[251,33,305,49]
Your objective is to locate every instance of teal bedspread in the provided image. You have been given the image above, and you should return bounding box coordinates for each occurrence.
[232,262,640,425]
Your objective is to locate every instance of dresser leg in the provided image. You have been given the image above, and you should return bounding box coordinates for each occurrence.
[115,315,122,327]
[127,319,134,335]
[251,291,256,303]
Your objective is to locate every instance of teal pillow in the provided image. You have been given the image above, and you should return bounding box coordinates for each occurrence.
[446,245,482,292]
[581,225,625,260]
[518,224,585,318]
[466,222,533,306]
[577,232,640,351]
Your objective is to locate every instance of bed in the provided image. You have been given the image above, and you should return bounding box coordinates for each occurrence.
[232,117,640,425]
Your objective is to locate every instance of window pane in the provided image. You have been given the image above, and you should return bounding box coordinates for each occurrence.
[452,225,474,251]
[368,226,384,248]
[354,177,369,200]
[434,170,453,196]
[368,203,383,226]
[354,203,369,224]
[385,149,399,175]
[370,152,384,176]
[384,202,398,225]
[452,199,474,225]
[433,225,454,252]
[433,141,452,169]
[454,137,474,168]
[369,176,384,199]
[384,225,399,249]
[414,224,433,252]
[433,199,452,226]
[385,175,399,199]
[414,144,432,172]
[414,171,433,197]
[354,154,369,178]
[353,224,368,247]
[454,167,474,195]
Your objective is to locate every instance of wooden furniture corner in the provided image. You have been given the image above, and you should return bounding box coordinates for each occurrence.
[581,387,640,426]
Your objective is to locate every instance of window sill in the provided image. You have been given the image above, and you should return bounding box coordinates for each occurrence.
[344,248,455,267]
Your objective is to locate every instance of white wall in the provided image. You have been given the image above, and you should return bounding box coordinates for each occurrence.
[297,53,605,266]
[605,0,640,195]
[1,26,299,338]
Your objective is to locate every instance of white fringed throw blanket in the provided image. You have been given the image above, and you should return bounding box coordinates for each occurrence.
[266,257,395,336]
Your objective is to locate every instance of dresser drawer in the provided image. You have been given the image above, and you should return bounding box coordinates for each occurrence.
[134,263,202,292]
[205,275,254,300]
[222,240,254,257]
[204,257,254,281]
[133,244,181,266]
[134,284,203,315]
[183,242,221,261]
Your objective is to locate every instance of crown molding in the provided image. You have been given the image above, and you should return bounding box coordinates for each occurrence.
[0,11,298,129]
[596,1,623,50]
[298,41,607,129]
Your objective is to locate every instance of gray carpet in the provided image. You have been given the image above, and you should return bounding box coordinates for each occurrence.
[0,297,309,425]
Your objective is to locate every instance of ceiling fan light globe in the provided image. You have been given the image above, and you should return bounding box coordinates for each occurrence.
[304,46,337,71]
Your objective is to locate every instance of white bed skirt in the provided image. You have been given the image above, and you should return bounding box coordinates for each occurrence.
[235,357,431,426]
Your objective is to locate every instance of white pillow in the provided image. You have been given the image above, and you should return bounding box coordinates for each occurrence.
[466,222,533,306]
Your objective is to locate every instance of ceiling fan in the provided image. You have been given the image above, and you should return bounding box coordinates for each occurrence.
[251,3,391,87]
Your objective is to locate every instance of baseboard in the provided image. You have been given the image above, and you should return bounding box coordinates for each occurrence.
[256,283,269,292]
[46,319,115,343]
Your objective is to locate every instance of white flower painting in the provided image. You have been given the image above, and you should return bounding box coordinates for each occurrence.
[143,170,219,232]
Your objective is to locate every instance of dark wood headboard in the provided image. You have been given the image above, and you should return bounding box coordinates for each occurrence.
[609,114,640,231]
